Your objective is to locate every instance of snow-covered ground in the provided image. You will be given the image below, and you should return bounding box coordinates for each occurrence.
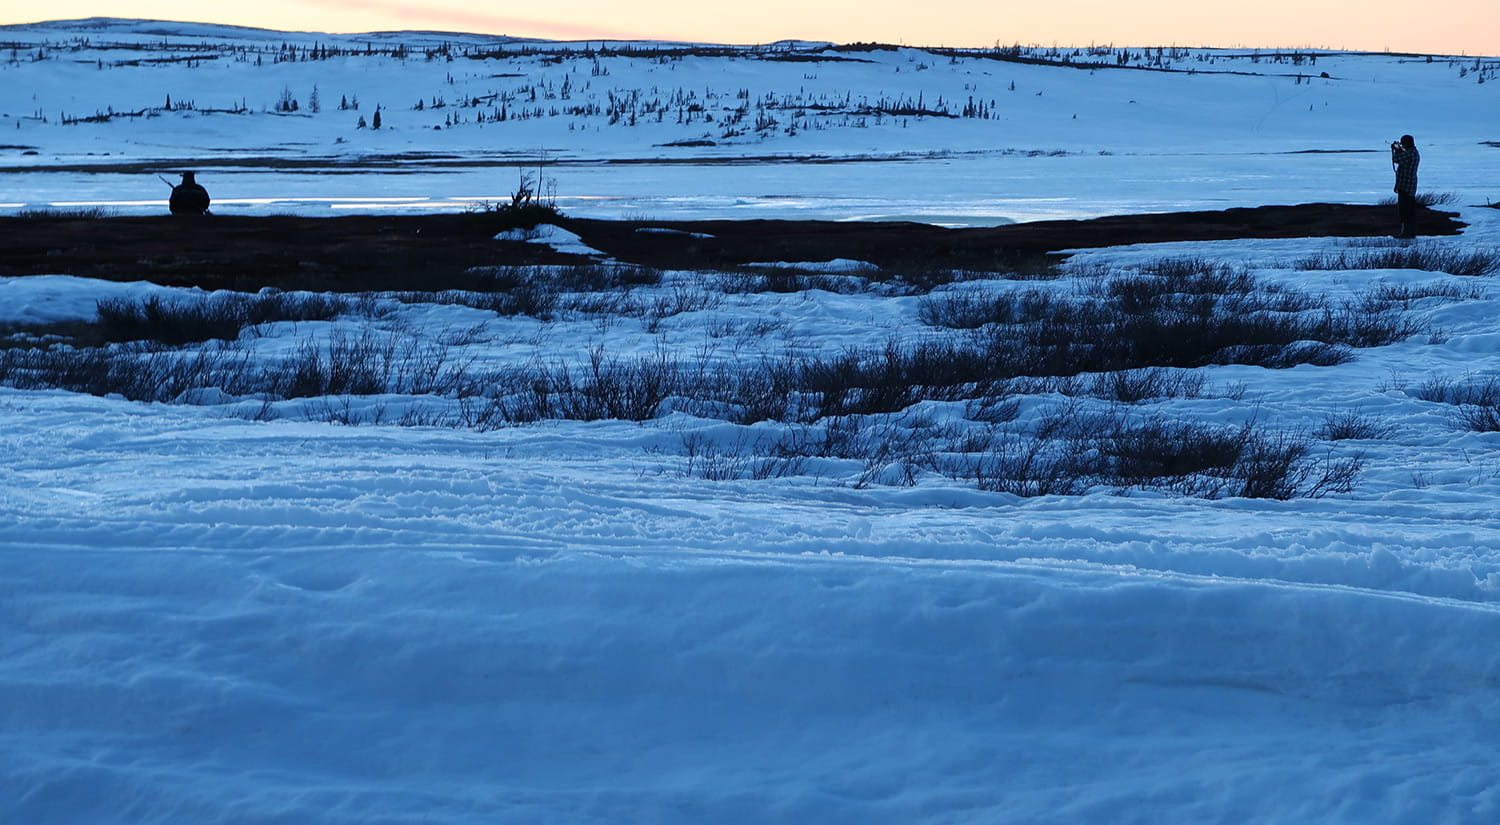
[3,18,1500,825]
[2,19,1496,222]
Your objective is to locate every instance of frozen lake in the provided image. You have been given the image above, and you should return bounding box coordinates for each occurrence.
[4,147,1492,224]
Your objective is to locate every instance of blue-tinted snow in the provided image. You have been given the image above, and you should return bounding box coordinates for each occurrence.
[2,21,1500,825]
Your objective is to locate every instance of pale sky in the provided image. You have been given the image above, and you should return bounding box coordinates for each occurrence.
[2,0,1496,55]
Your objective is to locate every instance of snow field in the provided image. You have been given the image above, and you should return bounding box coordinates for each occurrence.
[5,404,1500,822]
[6,267,1500,822]
[2,26,1496,221]
[3,19,1500,824]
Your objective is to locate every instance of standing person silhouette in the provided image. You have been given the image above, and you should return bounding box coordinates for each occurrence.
[1390,135,1419,239]
[169,171,211,215]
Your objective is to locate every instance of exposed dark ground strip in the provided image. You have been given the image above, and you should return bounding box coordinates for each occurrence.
[0,202,1465,292]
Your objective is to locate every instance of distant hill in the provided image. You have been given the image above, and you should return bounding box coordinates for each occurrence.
[0,16,544,48]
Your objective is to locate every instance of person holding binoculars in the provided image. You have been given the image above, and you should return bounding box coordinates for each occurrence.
[1390,135,1420,239]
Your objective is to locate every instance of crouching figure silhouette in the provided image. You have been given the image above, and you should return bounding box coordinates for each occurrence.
[169,171,211,215]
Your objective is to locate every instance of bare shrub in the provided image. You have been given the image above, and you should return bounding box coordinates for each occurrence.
[916,286,1066,328]
[1410,374,1500,406]
[0,344,255,402]
[502,345,682,422]
[709,270,773,294]
[275,332,405,398]
[1086,368,1208,403]
[937,432,1093,498]
[14,207,116,219]
[469,168,563,230]
[1318,410,1396,441]
[1456,405,1500,432]
[1409,374,1500,432]
[716,354,809,424]
[401,264,663,319]
[1099,266,1317,315]
[710,268,867,295]
[1230,434,1363,500]
[965,391,1022,423]
[1368,281,1482,306]
[1376,191,1459,207]
[679,431,809,481]
[1295,246,1500,278]
[1097,416,1248,484]
[639,286,725,332]
[814,412,950,488]
[94,292,355,345]
[1137,256,1237,280]
[1326,295,1432,348]
[933,409,1362,499]
[916,262,1414,376]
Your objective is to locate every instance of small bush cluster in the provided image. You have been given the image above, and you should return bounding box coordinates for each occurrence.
[1295,245,1500,278]
[1411,374,1500,431]
[472,169,563,230]
[272,332,479,399]
[14,207,117,219]
[394,264,664,319]
[671,407,1361,500]
[706,254,1058,298]
[909,263,1424,382]
[1079,367,1211,403]
[1376,191,1459,207]
[0,254,1414,500]
[711,269,871,296]
[490,346,680,423]
[0,331,478,404]
[0,334,1364,499]
[0,344,253,402]
[1318,409,1397,441]
[1364,281,1483,306]
[936,412,1361,500]
[94,292,357,345]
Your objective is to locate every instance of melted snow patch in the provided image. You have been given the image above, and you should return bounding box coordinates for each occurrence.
[635,227,714,239]
[747,258,877,272]
[493,224,605,257]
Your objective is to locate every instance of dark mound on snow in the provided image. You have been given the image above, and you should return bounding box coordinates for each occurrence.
[0,203,1463,291]
[567,203,1463,272]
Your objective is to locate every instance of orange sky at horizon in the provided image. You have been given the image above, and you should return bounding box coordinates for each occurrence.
[2,0,1496,55]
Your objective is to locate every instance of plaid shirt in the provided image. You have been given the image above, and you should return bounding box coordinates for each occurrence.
[1392,145,1420,195]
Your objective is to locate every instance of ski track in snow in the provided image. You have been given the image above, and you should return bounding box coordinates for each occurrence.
[7,381,1500,821]
[6,387,1500,603]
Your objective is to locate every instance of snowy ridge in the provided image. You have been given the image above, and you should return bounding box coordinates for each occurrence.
[0,16,540,48]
